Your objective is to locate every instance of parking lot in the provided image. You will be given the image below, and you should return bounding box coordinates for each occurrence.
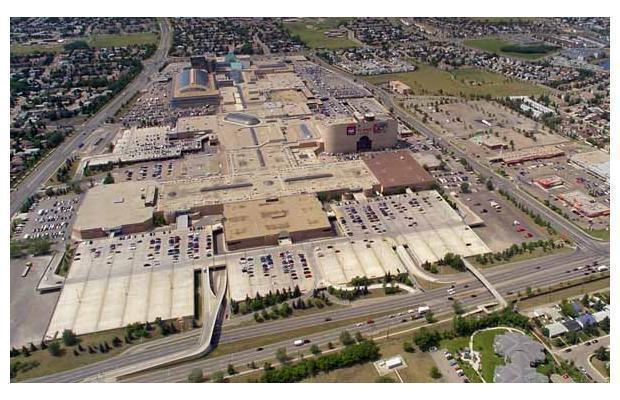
[504,155,610,232]
[46,227,213,335]
[314,236,406,284]
[227,246,317,301]
[332,191,490,264]
[14,195,82,243]
[10,255,60,347]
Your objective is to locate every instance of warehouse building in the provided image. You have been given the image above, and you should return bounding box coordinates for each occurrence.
[362,150,435,194]
[223,194,333,250]
[569,149,610,182]
[72,181,156,239]
[171,68,220,108]
[489,146,565,165]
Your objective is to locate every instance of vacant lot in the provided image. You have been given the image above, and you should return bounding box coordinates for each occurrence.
[284,18,358,49]
[464,38,558,60]
[365,62,548,98]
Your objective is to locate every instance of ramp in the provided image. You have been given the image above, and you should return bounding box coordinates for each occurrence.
[98,267,227,381]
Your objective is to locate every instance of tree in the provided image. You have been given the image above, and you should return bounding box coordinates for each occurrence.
[403,341,415,353]
[425,311,436,323]
[413,328,441,351]
[275,347,289,364]
[430,366,443,379]
[594,346,610,362]
[453,300,464,315]
[227,364,237,375]
[339,330,355,346]
[486,178,494,191]
[62,329,77,346]
[310,344,321,356]
[211,371,225,383]
[48,341,62,357]
[188,368,205,383]
[103,172,114,185]
[354,331,364,343]
[460,182,471,193]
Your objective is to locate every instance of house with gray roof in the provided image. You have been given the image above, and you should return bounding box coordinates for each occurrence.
[494,364,548,383]
[493,332,548,383]
[544,322,569,338]
[592,310,610,323]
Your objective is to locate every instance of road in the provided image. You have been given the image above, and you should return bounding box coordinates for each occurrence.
[10,18,172,216]
[556,335,609,383]
[28,242,608,382]
[26,54,609,383]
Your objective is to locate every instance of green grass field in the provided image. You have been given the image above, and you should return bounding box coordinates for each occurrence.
[364,61,548,98]
[463,38,558,60]
[284,18,358,49]
[10,43,65,55]
[89,32,159,48]
[584,228,610,241]
[10,326,171,381]
[472,328,508,382]
[11,32,159,55]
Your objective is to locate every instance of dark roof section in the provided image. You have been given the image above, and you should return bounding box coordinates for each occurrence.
[562,319,583,332]
[362,150,434,192]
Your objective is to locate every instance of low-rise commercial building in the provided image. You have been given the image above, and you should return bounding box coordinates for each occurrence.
[362,150,435,194]
[558,190,610,218]
[171,68,220,108]
[72,181,156,239]
[223,194,333,250]
[389,80,413,96]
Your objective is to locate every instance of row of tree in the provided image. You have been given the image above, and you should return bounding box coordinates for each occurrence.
[412,308,530,352]
[259,339,380,383]
[475,239,562,265]
[498,189,558,235]
[232,286,303,315]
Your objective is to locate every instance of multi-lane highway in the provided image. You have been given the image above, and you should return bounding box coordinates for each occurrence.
[26,52,609,383]
[29,241,608,382]
[9,18,172,216]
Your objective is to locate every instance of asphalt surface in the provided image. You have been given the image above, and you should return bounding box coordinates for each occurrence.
[28,243,608,382]
[557,335,610,383]
[26,54,609,383]
[10,18,172,216]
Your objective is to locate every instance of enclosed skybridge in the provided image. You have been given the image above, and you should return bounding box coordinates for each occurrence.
[199,182,253,192]
[283,173,334,183]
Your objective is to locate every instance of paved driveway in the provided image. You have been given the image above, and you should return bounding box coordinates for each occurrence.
[556,335,609,382]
